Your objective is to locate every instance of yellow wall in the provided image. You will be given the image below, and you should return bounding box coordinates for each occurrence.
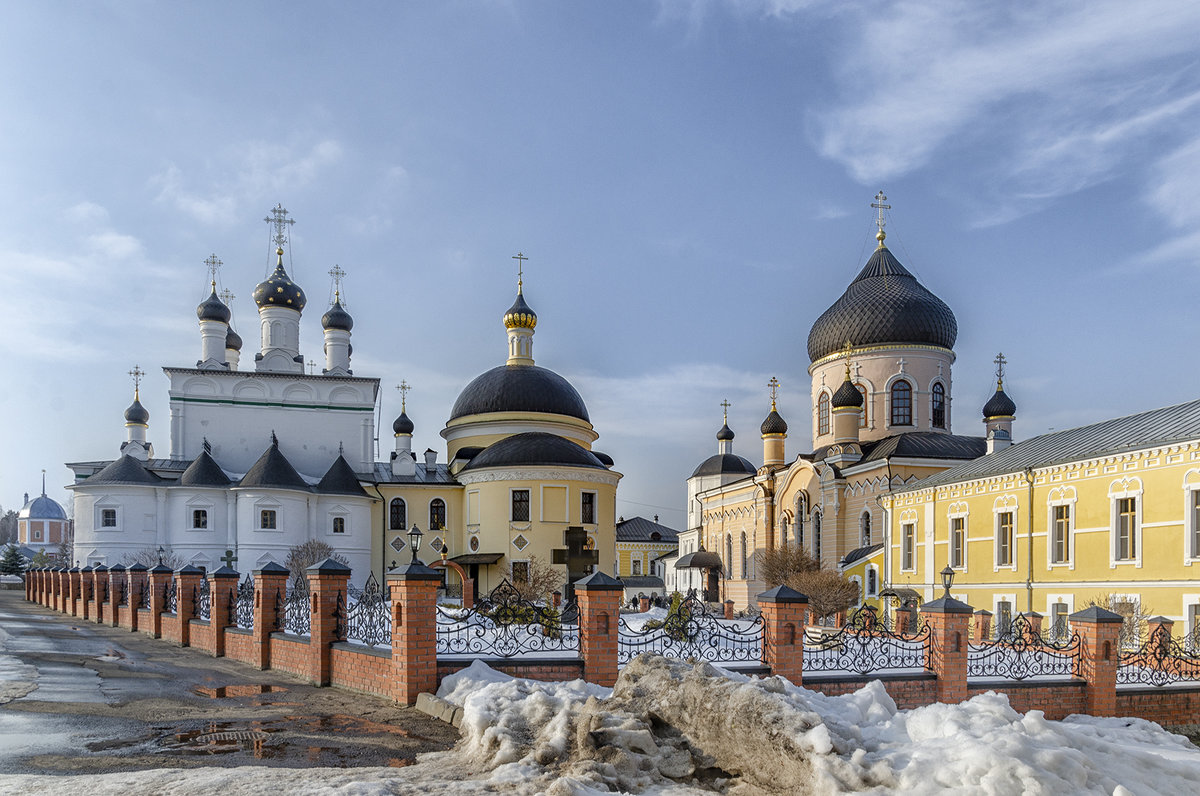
[616,541,678,577]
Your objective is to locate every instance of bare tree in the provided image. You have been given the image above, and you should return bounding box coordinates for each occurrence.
[121,547,186,569]
[510,555,564,603]
[285,540,351,583]
[757,546,820,586]
[756,546,858,620]
[1084,593,1153,649]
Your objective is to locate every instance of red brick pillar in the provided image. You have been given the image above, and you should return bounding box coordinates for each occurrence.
[759,585,808,684]
[175,566,204,646]
[146,565,173,639]
[67,568,81,616]
[724,600,735,620]
[387,561,442,705]
[1070,606,1124,717]
[106,566,126,627]
[209,566,239,657]
[91,565,109,622]
[253,563,290,670]
[1147,616,1174,660]
[79,566,94,620]
[921,593,974,705]
[29,567,39,604]
[640,596,651,613]
[306,559,351,685]
[127,565,148,632]
[1020,611,1043,644]
[973,609,992,642]
[576,572,624,687]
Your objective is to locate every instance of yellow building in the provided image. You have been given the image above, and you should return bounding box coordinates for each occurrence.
[884,397,1200,639]
[615,515,680,580]
[369,279,622,598]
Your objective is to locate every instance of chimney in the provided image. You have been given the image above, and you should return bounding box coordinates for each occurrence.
[424,448,438,471]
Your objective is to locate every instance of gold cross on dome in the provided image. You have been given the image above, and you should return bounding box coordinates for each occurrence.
[128,365,144,397]
[328,264,346,302]
[512,252,528,291]
[264,204,296,250]
[767,377,780,410]
[720,399,731,423]
[994,352,1007,388]
[219,288,235,305]
[396,380,410,410]
[204,253,223,289]
[871,191,890,245]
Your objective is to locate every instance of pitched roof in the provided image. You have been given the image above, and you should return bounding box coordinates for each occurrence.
[461,432,606,472]
[179,450,232,487]
[813,431,986,466]
[315,455,369,497]
[237,440,309,491]
[84,455,167,485]
[615,516,680,543]
[901,398,1200,493]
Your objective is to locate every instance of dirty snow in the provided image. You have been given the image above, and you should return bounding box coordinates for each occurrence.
[3,655,1200,794]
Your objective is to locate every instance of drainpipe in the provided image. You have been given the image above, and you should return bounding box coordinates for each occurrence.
[1024,467,1035,614]
[370,482,387,582]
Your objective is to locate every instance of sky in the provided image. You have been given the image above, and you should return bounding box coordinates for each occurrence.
[2,0,1199,530]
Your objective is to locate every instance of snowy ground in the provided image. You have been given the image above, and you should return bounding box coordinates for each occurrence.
[4,656,1200,795]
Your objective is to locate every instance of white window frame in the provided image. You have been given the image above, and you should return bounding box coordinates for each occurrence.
[1109,477,1143,568]
[993,593,1017,638]
[580,490,598,526]
[1184,470,1200,563]
[1184,595,1200,651]
[329,507,349,536]
[1047,486,1076,570]
[428,497,447,531]
[256,501,282,532]
[866,564,879,597]
[96,501,120,531]
[510,558,531,586]
[886,375,914,428]
[948,502,968,572]
[901,521,916,573]
[631,558,642,576]
[860,510,873,547]
[510,488,531,524]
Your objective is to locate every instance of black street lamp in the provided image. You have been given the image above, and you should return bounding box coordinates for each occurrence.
[940,565,955,598]
[157,546,164,567]
[408,524,423,563]
[440,543,449,563]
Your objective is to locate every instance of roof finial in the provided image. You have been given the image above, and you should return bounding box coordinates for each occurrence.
[843,339,855,380]
[994,352,1007,389]
[720,398,731,424]
[338,441,344,456]
[270,430,278,446]
[512,251,528,294]
[397,380,410,411]
[41,468,46,497]
[264,204,295,251]
[871,191,890,247]
[128,364,144,400]
[328,264,346,305]
[767,377,780,411]
[203,437,212,454]
[204,253,223,291]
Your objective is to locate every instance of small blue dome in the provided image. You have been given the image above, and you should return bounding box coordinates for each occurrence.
[125,397,149,424]
[19,493,67,521]
[321,299,353,331]
[196,289,231,323]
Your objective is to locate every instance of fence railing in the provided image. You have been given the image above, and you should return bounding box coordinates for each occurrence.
[341,573,391,648]
[437,580,580,658]
[278,579,311,636]
[163,578,177,614]
[1118,624,1200,688]
[802,606,929,676]
[232,576,254,629]
[967,613,1080,681]
[618,594,763,666]
[138,580,151,610]
[195,579,211,622]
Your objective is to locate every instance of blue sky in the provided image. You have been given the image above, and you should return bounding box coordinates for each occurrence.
[3,1,1199,529]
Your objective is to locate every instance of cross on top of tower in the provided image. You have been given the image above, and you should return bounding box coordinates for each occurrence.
[994,352,1007,388]
[128,365,144,397]
[397,380,410,411]
[204,253,223,289]
[871,191,891,245]
[512,252,528,292]
[264,204,295,250]
[328,264,346,303]
[219,288,235,305]
[720,399,731,423]
[768,377,780,410]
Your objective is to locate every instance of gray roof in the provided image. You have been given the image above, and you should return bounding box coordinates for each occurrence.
[316,455,369,497]
[902,398,1200,492]
[237,441,309,491]
[370,462,456,485]
[461,432,606,472]
[690,453,757,479]
[450,364,589,422]
[814,431,986,466]
[840,543,883,567]
[622,575,664,589]
[179,451,232,487]
[84,455,166,485]
[615,516,680,543]
[19,493,67,520]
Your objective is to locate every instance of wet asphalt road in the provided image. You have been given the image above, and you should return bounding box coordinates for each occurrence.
[0,589,457,775]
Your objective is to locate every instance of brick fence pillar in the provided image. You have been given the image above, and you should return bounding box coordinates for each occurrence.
[29,567,39,604]
[1020,611,1043,644]
[175,566,204,646]
[640,596,651,613]
[67,567,81,616]
[92,565,109,622]
[1071,606,1125,717]
[106,566,126,627]
[973,609,992,642]
[208,566,239,657]
[307,559,351,686]
[921,592,974,705]
[253,562,290,670]
[127,565,148,632]
[79,566,94,620]
[388,561,442,705]
[146,564,173,638]
[576,571,624,687]
[724,600,735,620]
[56,566,70,612]
[759,585,808,684]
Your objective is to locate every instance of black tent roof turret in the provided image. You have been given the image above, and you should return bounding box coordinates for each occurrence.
[237,432,309,491]
[316,452,368,497]
[179,447,232,487]
[85,455,163,485]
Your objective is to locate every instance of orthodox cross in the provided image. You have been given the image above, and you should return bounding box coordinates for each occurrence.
[220,549,237,568]
[307,359,317,375]
[219,288,236,305]
[328,264,346,302]
[767,377,780,410]
[204,253,223,289]
[871,191,890,240]
[129,365,144,398]
[994,352,1007,388]
[842,339,855,379]
[720,399,731,423]
[512,252,528,290]
[552,526,600,600]
[264,204,295,250]
[396,380,410,411]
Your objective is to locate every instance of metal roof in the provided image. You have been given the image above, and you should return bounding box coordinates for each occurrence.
[615,515,680,542]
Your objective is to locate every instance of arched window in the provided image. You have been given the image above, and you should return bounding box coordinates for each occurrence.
[780,516,790,546]
[856,384,869,427]
[725,534,733,577]
[890,380,912,426]
[740,531,748,579]
[389,498,407,531]
[861,511,872,546]
[931,382,946,429]
[818,392,830,436]
[813,511,823,562]
[429,498,446,531]
[795,497,806,548]
[866,567,878,596]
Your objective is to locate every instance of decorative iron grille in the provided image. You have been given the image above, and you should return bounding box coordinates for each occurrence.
[100,579,109,603]
[195,579,211,622]
[138,580,151,610]
[1118,624,1200,687]
[232,576,254,629]
[345,573,391,648]
[278,579,311,636]
[437,580,580,658]
[117,579,129,606]
[803,606,930,675]
[967,613,1080,681]
[163,578,178,614]
[617,593,763,665]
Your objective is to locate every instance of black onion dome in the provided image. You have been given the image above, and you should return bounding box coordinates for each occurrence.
[760,410,788,435]
[503,291,537,329]
[450,365,589,422]
[124,397,149,424]
[321,299,353,331]
[393,411,414,435]
[716,424,735,441]
[461,432,605,471]
[197,289,231,323]
[983,386,1017,419]
[225,327,243,352]
[690,453,757,479]
[253,250,307,311]
[808,246,957,363]
[832,378,864,409]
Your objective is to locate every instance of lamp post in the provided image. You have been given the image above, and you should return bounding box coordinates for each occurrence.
[440,543,449,563]
[407,524,423,564]
[157,546,164,567]
[940,565,955,598]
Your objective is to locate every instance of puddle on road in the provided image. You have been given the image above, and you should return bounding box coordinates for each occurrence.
[192,684,286,698]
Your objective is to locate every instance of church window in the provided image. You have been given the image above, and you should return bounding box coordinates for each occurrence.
[725,534,733,576]
[511,490,530,522]
[931,383,946,429]
[856,385,868,427]
[1052,505,1070,564]
[429,498,446,530]
[861,511,872,546]
[260,509,277,530]
[781,516,789,546]
[901,523,915,571]
[1116,497,1138,561]
[950,516,965,568]
[813,511,822,562]
[996,600,1013,637]
[33,529,41,540]
[740,531,748,579]
[866,566,878,596]
[1190,490,1200,559]
[818,393,830,436]
[332,517,345,534]
[389,498,407,531]
[101,509,117,528]
[632,558,641,576]
[192,509,208,530]
[581,492,596,524]
[890,380,912,426]
[511,560,529,585]
[996,511,1014,566]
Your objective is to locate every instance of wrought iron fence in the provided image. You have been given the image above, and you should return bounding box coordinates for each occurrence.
[967,613,1080,681]
[195,579,211,622]
[138,579,151,610]
[803,606,930,675]
[278,578,311,636]
[1118,625,1200,687]
[343,573,391,648]
[117,579,129,606]
[617,593,763,666]
[232,576,254,629]
[437,580,580,658]
[163,578,178,614]
[100,578,109,604]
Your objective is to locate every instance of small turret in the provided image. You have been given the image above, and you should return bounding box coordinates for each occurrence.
[983,353,1017,453]
[717,400,735,455]
[391,381,416,477]
[196,255,230,370]
[121,366,152,461]
[254,205,306,374]
[504,265,537,366]
[321,269,354,376]
[760,377,788,467]
[826,358,863,466]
